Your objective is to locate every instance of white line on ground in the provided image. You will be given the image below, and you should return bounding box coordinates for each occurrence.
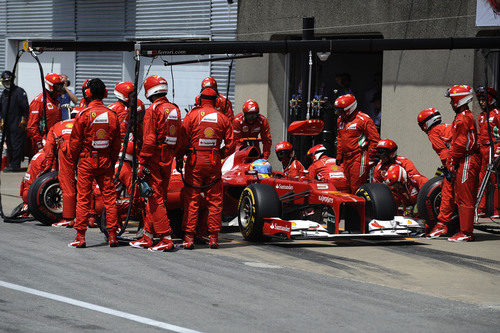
[0,280,202,333]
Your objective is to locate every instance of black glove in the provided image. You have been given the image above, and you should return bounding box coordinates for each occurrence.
[335,158,343,166]
[176,156,184,174]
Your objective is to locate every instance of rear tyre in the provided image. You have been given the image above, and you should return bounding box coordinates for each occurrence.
[356,183,396,232]
[416,176,444,228]
[238,184,281,242]
[27,171,62,225]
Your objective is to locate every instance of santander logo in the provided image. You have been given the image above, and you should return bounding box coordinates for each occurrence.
[275,184,293,190]
[318,195,334,203]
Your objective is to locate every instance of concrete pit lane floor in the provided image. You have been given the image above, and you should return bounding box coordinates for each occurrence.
[0,170,499,332]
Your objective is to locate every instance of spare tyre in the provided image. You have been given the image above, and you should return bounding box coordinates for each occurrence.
[356,183,396,232]
[27,171,62,225]
[238,183,281,242]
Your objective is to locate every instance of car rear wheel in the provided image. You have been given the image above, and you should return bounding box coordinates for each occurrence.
[356,183,396,232]
[27,171,62,225]
[238,183,281,242]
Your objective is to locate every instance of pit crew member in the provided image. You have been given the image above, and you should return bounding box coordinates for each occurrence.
[68,78,121,248]
[20,150,48,206]
[475,86,500,217]
[233,99,272,159]
[176,86,234,249]
[79,79,90,107]
[433,85,481,242]
[197,77,234,121]
[417,108,456,237]
[383,164,422,215]
[373,139,428,189]
[275,141,304,179]
[307,144,348,190]
[335,94,380,193]
[27,73,65,154]
[108,81,146,140]
[129,75,180,252]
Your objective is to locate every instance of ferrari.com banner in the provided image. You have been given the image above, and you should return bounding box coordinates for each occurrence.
[476,0,500,26]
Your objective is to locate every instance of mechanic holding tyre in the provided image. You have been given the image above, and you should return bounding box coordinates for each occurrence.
[428,85,481,242]
[334,94,381,193]
[129,75,181,252]
[176,86,234,249]
[67,78,121,248]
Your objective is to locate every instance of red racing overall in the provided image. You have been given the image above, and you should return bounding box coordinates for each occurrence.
[284,158,305,179]
[477,108,500,216]
[232,113,272,159]
[139,96,181,237]
[447,109,481,236]
[178,102,234,241]
[336,111,380,193]
[373,156,428,189]
[20,151,47,203]
[27,93,62,153]
[44,119,76,219]
[68,100,121,232]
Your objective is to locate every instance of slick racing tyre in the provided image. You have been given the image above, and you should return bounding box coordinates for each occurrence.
[27,171,62,225]
[238,183,281,242]
[356,183,396,232]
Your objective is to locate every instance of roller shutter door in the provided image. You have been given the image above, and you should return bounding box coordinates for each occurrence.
[76,0,125,41]
[210,0,238,102]
[76,52,123,106]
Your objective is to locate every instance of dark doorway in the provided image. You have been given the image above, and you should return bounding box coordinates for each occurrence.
[287,36,383,165]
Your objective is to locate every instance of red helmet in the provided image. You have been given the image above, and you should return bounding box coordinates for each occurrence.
[334,94,357,118]
[275,141,293,153]
[44,73,63,92]
[445,85,473,108]
[199,87,218,104]
[307,144,327,162]
[475,86,497,106]
[384,164,407,186]
[376,139,398,162]
[201,77,217,90]
[144,75,168,98]
[243,99,259,114]
[417,108,441,132]
[114,81,134,102]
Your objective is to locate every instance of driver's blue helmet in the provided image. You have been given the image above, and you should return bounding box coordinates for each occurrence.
[250,159,273,179]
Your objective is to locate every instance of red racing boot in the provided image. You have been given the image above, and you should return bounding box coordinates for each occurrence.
[52,219,73,228]
[448,231,474,242]
[426,222,448,239]
[129,232,153,249]
[68,230,86,248]
[182,234,195,250]
[209,234,219,249]
[108,229,118,247]
[148,235,175,252]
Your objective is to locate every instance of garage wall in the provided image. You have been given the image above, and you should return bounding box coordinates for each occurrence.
[236,0,498,177]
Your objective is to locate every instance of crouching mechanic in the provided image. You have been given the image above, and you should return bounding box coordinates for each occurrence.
[275,141,304,179]
[20,150,48,206]
[176,87,234,249]
[335,94,380,193]
[67,79,121,248]
[373,139,428,189]
[44,107,81,227]
[233,99,272,159]
[129,75,180,252]
[432,85,481,242]
[417,108,456,235]
[383,164,422,215]
[307,144,348,191]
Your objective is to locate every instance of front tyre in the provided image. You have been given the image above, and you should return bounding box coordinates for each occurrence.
[238,184,281,242]
[27,171,62,225]
[356,183,396,232]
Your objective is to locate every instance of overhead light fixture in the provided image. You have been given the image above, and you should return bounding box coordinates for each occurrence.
[317,51,330,62]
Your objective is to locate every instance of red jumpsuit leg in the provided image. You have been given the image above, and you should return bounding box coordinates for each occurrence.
[204,163,223,235]
[74,159,93,231]
[437,177,455,223]
[454,153,481,235]
[478,146,489,213]
[143,160,172,236]
[344,152,369,194]
[58,151,76,220]
[95,170,119,232]
[183,170,203,237]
